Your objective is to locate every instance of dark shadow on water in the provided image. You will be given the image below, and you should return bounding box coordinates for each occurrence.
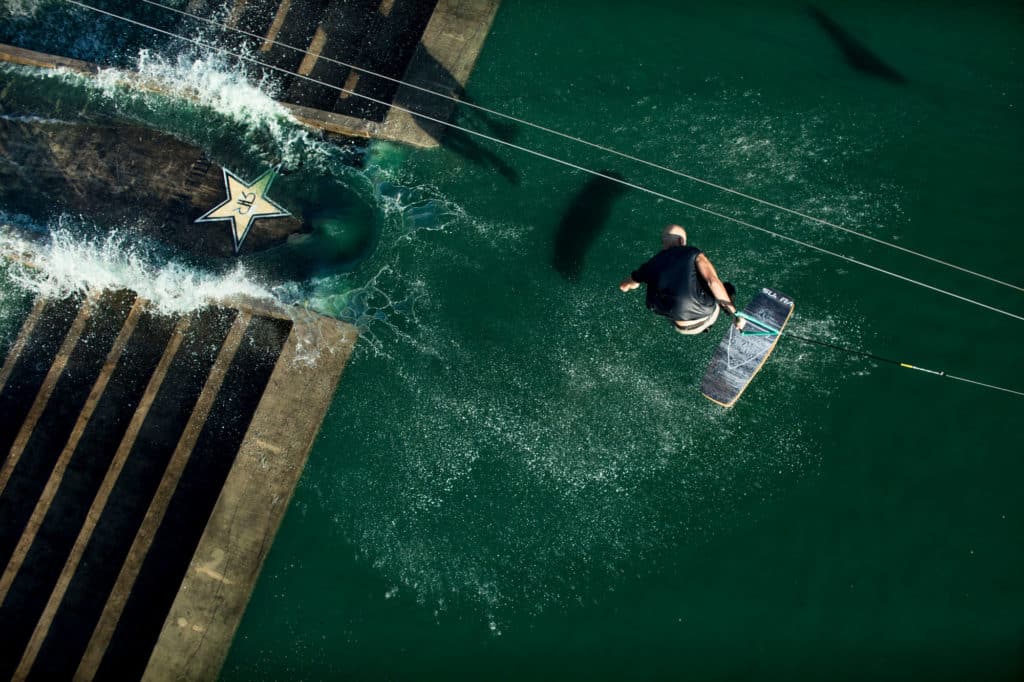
[433,124,520,184]
[245,192,379,284]
[397,48,520,184]
[808,6,908,85]
[552,171,629,281]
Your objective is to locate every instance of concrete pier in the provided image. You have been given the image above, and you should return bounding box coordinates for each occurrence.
[0,1,499,676]
[0,289,356,680]
[1,0,500,148]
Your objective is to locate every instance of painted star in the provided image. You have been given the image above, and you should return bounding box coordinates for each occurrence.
[195,166,291,252]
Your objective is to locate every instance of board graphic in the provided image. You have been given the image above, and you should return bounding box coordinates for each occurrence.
[195,166,290,253]
[701,288,794,407]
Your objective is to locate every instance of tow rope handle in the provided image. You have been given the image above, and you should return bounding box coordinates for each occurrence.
[735,311,781,336]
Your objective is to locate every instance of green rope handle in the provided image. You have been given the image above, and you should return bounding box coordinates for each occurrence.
[735,311,781,336]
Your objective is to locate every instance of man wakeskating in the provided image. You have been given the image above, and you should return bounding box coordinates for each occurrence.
[619,224,745,334]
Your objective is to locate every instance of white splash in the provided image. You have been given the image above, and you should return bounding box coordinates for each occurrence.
[90,49,330,169]
[0,112,68,125]
[1,0,46,17]
[0,225,276,315]
[115,49,285,122]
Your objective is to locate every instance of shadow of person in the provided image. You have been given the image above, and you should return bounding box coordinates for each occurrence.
[552,171,629,281]
[451,88,520,142]
[394,45,520,183]
[438,123,519,184]
[807,6,908,84]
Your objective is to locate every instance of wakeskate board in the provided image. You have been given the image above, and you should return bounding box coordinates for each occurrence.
[701,288,794,407]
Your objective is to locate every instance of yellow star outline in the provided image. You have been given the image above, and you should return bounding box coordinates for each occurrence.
[195,166,291,252]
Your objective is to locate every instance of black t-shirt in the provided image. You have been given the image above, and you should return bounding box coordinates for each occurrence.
[631,246,717,321]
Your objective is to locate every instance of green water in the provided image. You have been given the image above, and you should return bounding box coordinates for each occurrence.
[3,0,1024,679]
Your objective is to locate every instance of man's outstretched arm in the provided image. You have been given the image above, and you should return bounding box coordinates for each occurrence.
[620,262,648,292]
[696,254,745,328]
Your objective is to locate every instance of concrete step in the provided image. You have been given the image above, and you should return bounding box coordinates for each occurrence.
[0,290,356,680]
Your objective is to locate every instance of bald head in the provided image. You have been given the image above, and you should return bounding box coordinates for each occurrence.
[661,224,687,249]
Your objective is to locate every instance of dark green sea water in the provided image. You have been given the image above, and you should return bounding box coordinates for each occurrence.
[2,1,1023,679]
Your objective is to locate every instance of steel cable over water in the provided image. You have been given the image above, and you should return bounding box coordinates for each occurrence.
[782,332,1024,397]
[737,312,1024,398]
[139,0,1024,295]
[47,0,1024,398]
[58,1,1024,323]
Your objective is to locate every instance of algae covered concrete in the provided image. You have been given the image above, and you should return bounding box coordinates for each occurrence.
[0,109,306,257]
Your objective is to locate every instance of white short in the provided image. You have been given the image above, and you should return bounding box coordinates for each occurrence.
[673,306,720,335]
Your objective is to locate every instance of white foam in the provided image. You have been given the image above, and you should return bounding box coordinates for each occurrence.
[0,113,67,125]
[90,49,327,169]
[0,222,276,315]
[1,0,45,17]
